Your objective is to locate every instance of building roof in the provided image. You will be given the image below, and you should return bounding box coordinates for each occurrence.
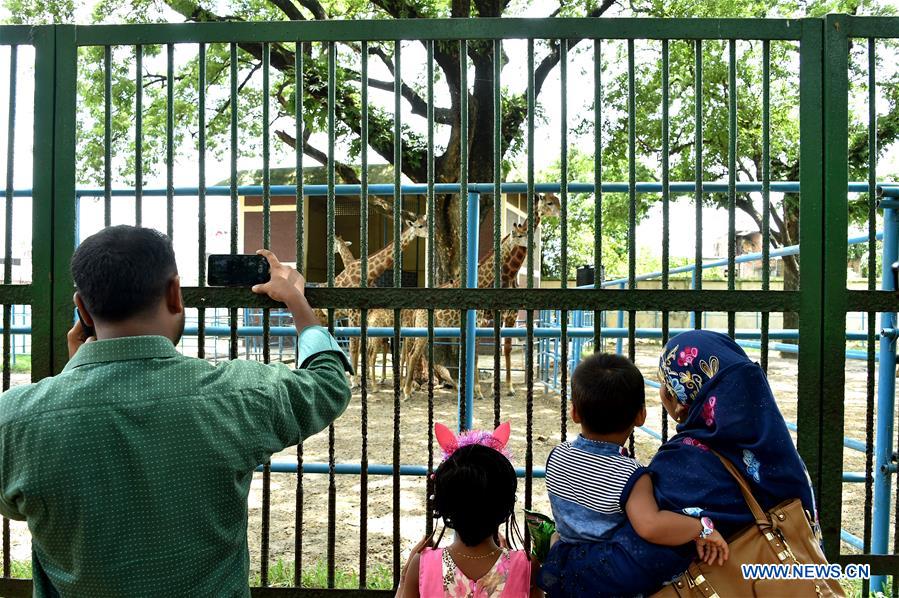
[214,164,403,187]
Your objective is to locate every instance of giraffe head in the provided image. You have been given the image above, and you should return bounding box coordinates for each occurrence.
[536,193,562,219]
[507,221,528,250]
[334,235,352,252]
[403,215,429,239]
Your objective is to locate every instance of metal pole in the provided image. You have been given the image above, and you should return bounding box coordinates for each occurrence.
[616,282,624,354]
[872,206,897,592]
[461,191,479,431]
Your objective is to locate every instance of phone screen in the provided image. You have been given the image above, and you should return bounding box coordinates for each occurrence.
[207,254,271,287]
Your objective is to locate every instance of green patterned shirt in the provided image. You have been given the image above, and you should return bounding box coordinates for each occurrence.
[0,327,351,597]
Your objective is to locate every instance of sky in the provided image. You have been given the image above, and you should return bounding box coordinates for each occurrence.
[1,1,898,285]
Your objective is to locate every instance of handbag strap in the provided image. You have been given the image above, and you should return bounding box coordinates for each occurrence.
[707,448,770,527]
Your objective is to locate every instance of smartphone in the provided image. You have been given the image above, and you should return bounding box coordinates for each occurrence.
[76,308,95,339]
[207,254,271,287]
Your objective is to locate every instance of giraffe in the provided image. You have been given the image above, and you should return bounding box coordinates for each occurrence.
[478,193,562,395]
[365,308,416,385]
[402,223,530,400]
[334,235,356,270]
[401,193,561,398]
[329,215,428,382]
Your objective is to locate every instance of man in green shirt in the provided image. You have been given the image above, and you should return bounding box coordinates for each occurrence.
[0,225,352,597]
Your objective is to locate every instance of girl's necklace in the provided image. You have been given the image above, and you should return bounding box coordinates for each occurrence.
[449,546,501,560]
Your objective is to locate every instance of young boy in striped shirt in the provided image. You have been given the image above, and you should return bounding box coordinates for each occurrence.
[544,353,728,564]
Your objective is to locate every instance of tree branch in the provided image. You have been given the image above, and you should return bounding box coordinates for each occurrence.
[166,0,430,183]
[270,0,306,20]
[276,129,359,184]
[363,75,454,124]
[297,0,327,19]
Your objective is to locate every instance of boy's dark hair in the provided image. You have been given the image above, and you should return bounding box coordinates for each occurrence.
[71,225,178,322]
[571,353,645,434]
[434,444,516,547]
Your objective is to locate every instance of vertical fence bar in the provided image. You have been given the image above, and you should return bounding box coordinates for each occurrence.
[560,38,569,442]
[626,39,636,455]
[727,39,737,339]
[661,39,670,443]
[103,46,111,227]
[325,39,337,590]
[761,40,770,372]
[197,43,207,360]
[166,43,174,238]
[593,39,602,351]
[464,189,478,433]
[2,43,16,580]
[493,38,502,428]
[391,38,402,586]
[259,41,272,589]
[294,40,305,587]
[459,39,471,432]
[135,44,143,225]
[358,39,369,588]
[228,43,238,361]
[693,40,703,330]
[525,38,535,546]
[425,38,437,534]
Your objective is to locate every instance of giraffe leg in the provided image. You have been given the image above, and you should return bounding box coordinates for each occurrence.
[381,339,389,383]
[403,338,427,400]
[349,337,361,388]
[367,342,377,387]
[504,336,515,396]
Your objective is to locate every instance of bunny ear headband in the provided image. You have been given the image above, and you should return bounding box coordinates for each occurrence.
[434,421,512,461]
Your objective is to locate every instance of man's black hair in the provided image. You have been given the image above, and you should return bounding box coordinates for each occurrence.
[434,444,516,547]
[71,225,178,322]
[571,353,645,435]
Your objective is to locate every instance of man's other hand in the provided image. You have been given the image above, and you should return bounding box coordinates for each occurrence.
[67,319,95,359]
[251,249,306,306]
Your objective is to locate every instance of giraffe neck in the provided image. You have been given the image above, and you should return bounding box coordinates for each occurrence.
[364,226,418,284]
[500,246,527,286]
[336,241,357,269]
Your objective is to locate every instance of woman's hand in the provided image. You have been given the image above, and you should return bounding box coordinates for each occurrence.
[695,530,729,566]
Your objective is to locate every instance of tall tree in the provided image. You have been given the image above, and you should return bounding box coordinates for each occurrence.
[3,0,618,285]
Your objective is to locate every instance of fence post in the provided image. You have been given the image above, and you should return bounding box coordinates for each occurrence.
[460,191,479,432]
[50,25,78,375]
[872,207,898,591]
[819,13,849,562]
[29,25,56,382]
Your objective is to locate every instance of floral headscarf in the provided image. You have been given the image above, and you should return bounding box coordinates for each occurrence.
[658,337,720,405]
[651,330,817,530]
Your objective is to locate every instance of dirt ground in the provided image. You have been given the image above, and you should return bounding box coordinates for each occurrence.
[3,341,894,581]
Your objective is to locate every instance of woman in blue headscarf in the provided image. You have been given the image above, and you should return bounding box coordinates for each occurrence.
[538,330,819,597]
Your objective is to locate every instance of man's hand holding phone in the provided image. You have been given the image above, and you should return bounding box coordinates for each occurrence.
[250,249,320,334]
[67,317,96,359]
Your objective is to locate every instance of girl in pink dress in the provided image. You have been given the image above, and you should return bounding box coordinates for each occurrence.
[395,423,542,598]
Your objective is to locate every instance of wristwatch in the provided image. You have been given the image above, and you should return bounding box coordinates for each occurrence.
[698,516,715,539]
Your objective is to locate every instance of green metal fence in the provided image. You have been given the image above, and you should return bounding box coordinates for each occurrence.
[0,15,897,596]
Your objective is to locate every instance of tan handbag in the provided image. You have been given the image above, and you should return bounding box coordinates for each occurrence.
[650,450,845,598]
